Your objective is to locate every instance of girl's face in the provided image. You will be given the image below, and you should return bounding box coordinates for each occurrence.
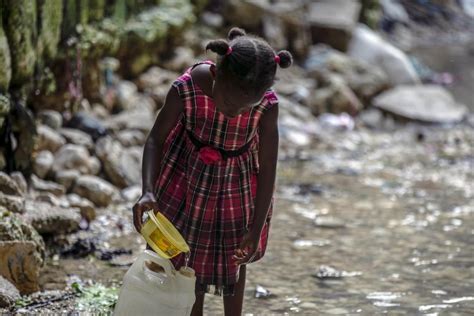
[212,76,266,118]
[210,64,267,118]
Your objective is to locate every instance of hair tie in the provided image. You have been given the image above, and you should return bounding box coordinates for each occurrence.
[225,46,233,56]
[274,55,280,64]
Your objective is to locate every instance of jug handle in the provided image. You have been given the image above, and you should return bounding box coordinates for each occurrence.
[140,250,175,279]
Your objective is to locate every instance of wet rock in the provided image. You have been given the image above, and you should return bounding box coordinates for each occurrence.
[37,125,66,153]
[348,25,420,86]
[116,130,146,147]
[0,213,45,295]
[38,110,63,130]
[373,85,468,123]
[10,172,27,196]
[72,175,118,207]
[91,103,109,119]
[310,73,362,115]
[54,169,80,192]
[35,192,61,206]
[0,172,22,196]
[89,156,101,175]
[200,11,224,28]
[0,241,43,294]
[0,275,20,308]
[306,45,388,104]
[33,150,54,178]
[59,128,94,150]
[52,144,94,175]
[30,175,65,196]
[121,185,142,202]
[0,192,24,214]
[308,0,361,51]
[95,137,142,188]
[22,199,80,235]
[67,194,96,223]
[64,112,107,141]
[314,216,346,229]
[105,104,155,133]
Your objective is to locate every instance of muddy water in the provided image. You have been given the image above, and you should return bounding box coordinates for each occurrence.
[32,121,474,315]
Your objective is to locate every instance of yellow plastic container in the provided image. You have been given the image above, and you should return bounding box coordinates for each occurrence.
[141,210,190,259]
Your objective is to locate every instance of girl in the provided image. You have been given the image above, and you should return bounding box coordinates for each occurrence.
[133,27,292,316]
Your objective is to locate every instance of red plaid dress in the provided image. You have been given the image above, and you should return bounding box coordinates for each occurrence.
[153,60,278,296]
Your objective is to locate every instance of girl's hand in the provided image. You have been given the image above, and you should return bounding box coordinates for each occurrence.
[132,192,159,233]
[233,230,261,265]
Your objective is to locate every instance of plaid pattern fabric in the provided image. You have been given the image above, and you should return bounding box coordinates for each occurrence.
[153,60,278,296]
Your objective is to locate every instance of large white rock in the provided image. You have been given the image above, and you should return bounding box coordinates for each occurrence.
[95,136,142,188]
[348,24,420,86]
[73,175,118,207]
[373,85,468,123]
[52,144,93,175]
[59,128,94,150]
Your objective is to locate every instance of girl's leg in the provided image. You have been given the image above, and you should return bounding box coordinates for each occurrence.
[223,265,246,316]
[191,292,205,316]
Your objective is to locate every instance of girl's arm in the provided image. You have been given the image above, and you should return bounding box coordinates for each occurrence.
[252,104,279,234]
[132,86,183,232]
[235,104,279,264]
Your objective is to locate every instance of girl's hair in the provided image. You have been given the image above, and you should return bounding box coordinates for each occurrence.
[206,27,293,95]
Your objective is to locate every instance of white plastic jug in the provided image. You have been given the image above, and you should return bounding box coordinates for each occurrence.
[114,250,196,316]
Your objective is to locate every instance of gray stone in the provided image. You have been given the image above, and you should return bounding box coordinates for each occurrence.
[73,175,118,207]
[121,185,142,202]
[36,125,66,153]
[116,80,138,112]
[0,213,45,295]
[0,192,24,214]
[35,192,61,206]
[163,47,195,72]
[116,130,146,147]
[373,85,468,123]
[67,193,96,222]
[89,156,101,175]
[308,0,361,51]
[0,241,43,294]
[104,106,156,133]
[52,144,93,175]
[95,137,142,188]
[0,275,20,308]
[10,172,27,196]
[0,172,22,196]
[22,199,81,235]
[30,175,65,196]
[38,110,63,130]
[54,169,80,191]
[59,128,94,150]
[33,150,54,179]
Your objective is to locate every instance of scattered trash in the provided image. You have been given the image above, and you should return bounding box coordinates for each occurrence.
[292,239,331,250]
[313,265,362,280]
[319,113,355,131]
[255,285,275,299]
[314,216,346,229]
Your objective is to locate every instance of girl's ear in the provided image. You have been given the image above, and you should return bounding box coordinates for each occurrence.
[210,64,217,79]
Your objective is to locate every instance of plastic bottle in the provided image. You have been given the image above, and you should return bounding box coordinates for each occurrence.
[114,250,196,316]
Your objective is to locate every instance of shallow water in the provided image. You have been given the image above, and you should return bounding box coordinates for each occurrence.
[19,120,474,315]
